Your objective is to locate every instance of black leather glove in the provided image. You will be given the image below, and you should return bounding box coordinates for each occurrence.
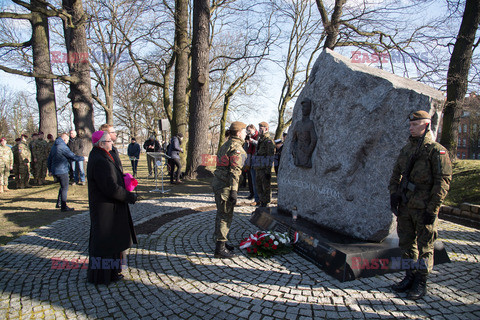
[390,193,401,216]
[228,190,237,204]
[265,173,271,180]
[423,211,436,225]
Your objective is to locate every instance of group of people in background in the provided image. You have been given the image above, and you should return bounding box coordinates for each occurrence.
[0,132,56,193]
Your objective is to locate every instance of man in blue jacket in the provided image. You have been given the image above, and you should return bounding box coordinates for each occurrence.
[48,133,85,211]
[127,137,140,178]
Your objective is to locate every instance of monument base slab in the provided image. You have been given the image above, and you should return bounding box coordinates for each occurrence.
[250,207,451,282]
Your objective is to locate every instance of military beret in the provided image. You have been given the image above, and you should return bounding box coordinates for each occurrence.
[259,121,269,128]
[15,138,21,142]
[0,137,6,142]
[409,110,431,121]
[31,133,38,137]
[38,131,44,135]
[47,134,53,139]
[229,121,247,132]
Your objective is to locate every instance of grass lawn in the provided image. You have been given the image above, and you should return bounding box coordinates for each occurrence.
[0,156,478,246]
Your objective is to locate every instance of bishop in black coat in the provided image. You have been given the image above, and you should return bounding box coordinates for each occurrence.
[86,131,137,285]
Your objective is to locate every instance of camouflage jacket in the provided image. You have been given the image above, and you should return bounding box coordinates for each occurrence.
[389,133,452,215]
[253,132,275,170]
[32,139,48,160]
[0,145,13,167]
[12,142,31,166]
[212,137,247,192]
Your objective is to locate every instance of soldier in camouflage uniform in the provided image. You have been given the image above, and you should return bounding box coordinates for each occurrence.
[254,122,275,207]
[212,121,247,258]
[0,137,13,193]
[12,135,32,189]
[32,131,48,185]
[29,133,38,184]
[389,110,452,300]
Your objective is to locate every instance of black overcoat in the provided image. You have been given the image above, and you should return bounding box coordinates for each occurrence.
[87,146,137,257]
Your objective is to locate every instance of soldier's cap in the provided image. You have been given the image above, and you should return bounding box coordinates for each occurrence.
[229,121,247,132]
[409,110,431,121]
[131,137,136,141]
[47,134,53,139]
[259,121,269,128]
[0,137,6,142]
[31,133,38,137]
[38,131,44,135]
[15,138,21,142]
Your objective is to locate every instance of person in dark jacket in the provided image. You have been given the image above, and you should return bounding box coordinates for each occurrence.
[87,131,137,285]
[127,137,141,178]
[67,130,86,185]
[143,135,161,178]
[167,133,184,184]
[47,133,84,211]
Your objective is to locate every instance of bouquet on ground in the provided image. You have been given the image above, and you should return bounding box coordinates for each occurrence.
[240,231,299,258]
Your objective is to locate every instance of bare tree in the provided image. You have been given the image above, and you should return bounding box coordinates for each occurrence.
[185,0,210,179]
[62,0,95,152]
[86,0,152,125]
[273,0,324,139]
[172,0,189,138]
[440,0,480,159]
[0,0,63,138]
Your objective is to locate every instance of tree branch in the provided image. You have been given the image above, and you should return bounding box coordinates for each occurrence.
[0,64,77,83]
[0,40,32,49]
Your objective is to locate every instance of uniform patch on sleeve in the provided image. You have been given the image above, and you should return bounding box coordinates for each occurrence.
[236,150,241,153]
[439,150,446,155]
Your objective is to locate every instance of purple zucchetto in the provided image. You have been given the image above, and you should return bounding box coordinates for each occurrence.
[92,131,105,144]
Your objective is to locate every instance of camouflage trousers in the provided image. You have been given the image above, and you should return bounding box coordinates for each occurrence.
[255,168,271,204]
[213,187,235,242]
[34,159,48,180]
[397,206,438,275]
[30,161,36,179]
[0,162,9,186]
[14,164,30,188]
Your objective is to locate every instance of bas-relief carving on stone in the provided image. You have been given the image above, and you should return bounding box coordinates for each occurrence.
[277,48,445,242]
[291,98,317,168]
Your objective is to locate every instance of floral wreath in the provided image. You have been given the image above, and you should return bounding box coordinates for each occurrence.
[239,230,299,258]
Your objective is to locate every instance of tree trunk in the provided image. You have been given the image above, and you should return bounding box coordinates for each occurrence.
[62,0,95,155]
[186,0,210,179]
[320,0,346,49]
[440,0,480,160]
[217,93,232,150]
[173,0,189,137]
[30,1,57,138]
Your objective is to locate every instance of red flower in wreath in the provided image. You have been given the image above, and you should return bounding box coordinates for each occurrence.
[272,245,277,250]
[264,243,269,248]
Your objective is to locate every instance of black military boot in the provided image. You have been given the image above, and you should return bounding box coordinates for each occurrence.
[214,241,234,259]
[391,269,415,293]
[407,273,427,300]
[225,243,235,251]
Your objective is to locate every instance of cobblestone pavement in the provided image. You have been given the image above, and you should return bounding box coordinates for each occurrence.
[1,193,479,319]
